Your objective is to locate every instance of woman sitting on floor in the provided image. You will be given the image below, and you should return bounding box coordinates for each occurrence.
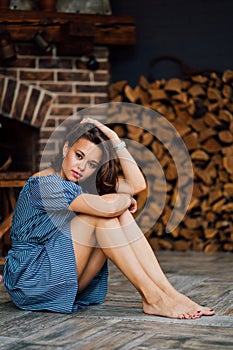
[3,118,215,319]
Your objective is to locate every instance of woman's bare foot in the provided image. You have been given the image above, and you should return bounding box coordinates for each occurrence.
[172,291,215,317]
[142,292,202,319]
[0,275,2,283]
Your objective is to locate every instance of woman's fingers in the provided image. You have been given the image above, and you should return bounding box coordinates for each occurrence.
[81,118,119,141]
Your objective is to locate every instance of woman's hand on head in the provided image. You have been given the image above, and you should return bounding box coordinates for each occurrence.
[80,117,120,143]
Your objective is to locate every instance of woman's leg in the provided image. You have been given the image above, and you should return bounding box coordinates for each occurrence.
[71,215,107,294]
[71,214,163,305]
[70,214,205,319]
[119,210,175,293]
[118,210,215,316]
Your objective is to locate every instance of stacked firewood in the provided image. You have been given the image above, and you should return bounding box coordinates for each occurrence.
[108,70,233,251]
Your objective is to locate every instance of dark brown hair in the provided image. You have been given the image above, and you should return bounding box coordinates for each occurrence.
[51,122,118,195]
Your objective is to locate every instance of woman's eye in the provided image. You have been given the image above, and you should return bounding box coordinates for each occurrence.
[76,153,83,159]
[89,162,97,169]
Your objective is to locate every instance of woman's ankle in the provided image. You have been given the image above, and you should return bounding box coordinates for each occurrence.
[141,286,165,306]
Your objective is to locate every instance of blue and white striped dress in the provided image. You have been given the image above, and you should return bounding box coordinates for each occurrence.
[3,175,108,313]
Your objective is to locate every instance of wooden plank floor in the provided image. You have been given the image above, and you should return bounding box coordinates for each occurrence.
[0,251,232,349]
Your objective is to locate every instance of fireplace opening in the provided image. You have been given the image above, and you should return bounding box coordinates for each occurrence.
[0,115,39,173]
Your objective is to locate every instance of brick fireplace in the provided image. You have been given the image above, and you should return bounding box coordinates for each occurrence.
[0,44,110,171]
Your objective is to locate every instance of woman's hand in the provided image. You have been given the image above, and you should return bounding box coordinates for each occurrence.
[80,117,120,144]
[128,196,137,214]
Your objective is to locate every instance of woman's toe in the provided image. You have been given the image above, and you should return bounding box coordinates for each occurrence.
[203,308,215,316]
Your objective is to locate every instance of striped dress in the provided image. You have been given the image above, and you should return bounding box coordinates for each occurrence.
[3,175,108,313]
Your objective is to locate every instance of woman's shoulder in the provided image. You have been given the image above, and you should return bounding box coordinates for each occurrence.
[29,168,64,184]
[28,169,82,192]
[31,167,56,178]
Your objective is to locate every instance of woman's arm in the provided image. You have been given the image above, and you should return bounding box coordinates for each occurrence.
[114,147,146,195]
[81,118,147,195]
[69,192,133,217]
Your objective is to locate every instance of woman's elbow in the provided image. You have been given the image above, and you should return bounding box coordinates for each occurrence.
[133,180,147,195]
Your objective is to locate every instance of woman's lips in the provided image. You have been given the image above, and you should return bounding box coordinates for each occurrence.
[71,170,81,179]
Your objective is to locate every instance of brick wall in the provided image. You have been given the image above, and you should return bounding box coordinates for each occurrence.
[0,43,110,170]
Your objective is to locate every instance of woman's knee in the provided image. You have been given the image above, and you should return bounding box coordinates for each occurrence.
[71,214,97,247]
[71,214,119,228]
[95,216,121,230]
[71,213,99,228]
[71,215,120,245]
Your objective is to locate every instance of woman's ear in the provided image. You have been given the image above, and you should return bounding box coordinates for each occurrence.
[63,141,69,158]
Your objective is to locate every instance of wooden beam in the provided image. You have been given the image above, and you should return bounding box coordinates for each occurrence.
[0,9,136,46]
[0,213,13,239]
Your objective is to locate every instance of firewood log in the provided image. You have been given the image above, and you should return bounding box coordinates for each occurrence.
[109,69,233,251]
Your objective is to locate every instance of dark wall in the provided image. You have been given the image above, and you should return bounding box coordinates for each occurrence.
[110,0,233,86]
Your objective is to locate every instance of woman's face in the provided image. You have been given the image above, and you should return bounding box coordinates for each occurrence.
[60,137,103,183]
